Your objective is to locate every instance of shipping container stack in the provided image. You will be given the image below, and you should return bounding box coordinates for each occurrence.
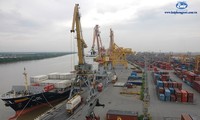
[153,71,194,103]
[174,67,200,93]
[154,61,172,70]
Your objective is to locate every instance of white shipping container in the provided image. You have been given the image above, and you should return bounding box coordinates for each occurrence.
[57,80,72,88]
[66,95,81,111]
[48,73,60,79]
[40,80,71,88]
[59,73,76,80]
[30,75,48,83]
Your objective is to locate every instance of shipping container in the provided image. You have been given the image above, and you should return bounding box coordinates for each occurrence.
[106,110,138,120]
[181,90,188,102]
[163,81,168,88]
[158,87,164,94]
[172,82,178,88]
[192,81,200,93]
[30,75,48,83]
[165,88,171,96]
[157,81,163,87]
[181,114,192,120]
[175,88,182,102]
[40,80,72,88]
[66,95,82,114]
[177,82,182,90]
[48,72,60,79]
[187,91,194,103]
[169,88,175,94]
[159,94,165,101]
[170,94,176,102]
[44,84,55,92]
[59,73,76,80]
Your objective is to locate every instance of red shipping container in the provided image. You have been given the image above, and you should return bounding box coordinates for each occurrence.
[175,88,182,102]
[177,82,182,90]
[106,110,138,120]
[172,82,178,88]
[163,81,168,88]
[161,75,169,81]
[181,90,188,102]
[170,94,176,102]
[195,76,200,81]
[187,91,194,103]
[192,81,200,93]
[168,82,173,88]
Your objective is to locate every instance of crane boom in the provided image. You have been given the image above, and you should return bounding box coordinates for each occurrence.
[71,4,87,65]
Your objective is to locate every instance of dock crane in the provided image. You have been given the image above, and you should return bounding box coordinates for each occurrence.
[91,25,104,56]
[92,25,106,62]
[69,4,95,100]
[85,99,105,120]
[108,29,135,69]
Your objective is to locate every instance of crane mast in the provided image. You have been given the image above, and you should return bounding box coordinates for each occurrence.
[92,25,103,57]
[71,4,87,65]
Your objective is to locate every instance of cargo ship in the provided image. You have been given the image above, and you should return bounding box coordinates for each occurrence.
[1,70,75,117]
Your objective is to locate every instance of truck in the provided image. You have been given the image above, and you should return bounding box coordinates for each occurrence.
[66,95,82,114]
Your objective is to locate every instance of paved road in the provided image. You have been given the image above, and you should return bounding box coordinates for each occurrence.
[148,71,200,120]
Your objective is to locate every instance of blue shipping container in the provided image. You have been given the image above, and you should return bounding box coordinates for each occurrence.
[160,94,165,101]
[165,88,171,96]
[157,81,163,87]
[169,88,175,94]
[166,96,170,101]
[131,71,137,76]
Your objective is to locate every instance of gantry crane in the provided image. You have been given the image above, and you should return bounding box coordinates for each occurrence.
[108,29,135,69]
[69,4,94,99]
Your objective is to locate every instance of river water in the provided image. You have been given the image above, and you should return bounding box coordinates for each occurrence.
[0,54,97,120]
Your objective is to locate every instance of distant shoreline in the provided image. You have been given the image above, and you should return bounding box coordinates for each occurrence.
[0,52,76,64]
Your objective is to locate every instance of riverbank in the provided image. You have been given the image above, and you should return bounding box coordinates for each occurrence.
[0,52,75,64]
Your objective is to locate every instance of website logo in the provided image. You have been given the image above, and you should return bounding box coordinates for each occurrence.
[176,1,188,9]
[164,1,197,15]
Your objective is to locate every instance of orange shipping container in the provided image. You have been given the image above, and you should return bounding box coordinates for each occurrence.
[181,114,192,120]
[181,90,188,102]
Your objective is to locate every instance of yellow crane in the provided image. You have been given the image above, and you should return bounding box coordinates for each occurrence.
[92,25,109,66]
[108,29,135,69]
[69,4,94,99]
[71,4,87,66]
[91,25,104,56]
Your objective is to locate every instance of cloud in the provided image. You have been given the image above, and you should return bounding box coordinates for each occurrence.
[0,0,199,52]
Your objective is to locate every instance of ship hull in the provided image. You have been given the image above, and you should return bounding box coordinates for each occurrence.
[2,90,70,111]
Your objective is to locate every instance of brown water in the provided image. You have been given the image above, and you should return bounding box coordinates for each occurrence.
[0,54,97,120]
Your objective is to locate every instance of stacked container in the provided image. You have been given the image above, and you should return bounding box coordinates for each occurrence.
[192,81,200,93]
[153,71,194,103]
[187,91,194,103]
[175,88,182,102]
[165,88,171,101]
[181,90,188,102]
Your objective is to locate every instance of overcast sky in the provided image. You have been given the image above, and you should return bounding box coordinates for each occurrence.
[0,0,199,53]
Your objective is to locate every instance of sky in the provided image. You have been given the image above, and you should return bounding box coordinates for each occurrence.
[0,0,199,53]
